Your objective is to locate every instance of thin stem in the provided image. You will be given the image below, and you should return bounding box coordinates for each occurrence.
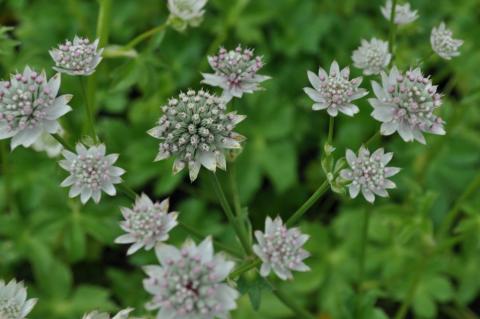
[229,162,242,218]
[210,173,252,255]
[358,209,371,283]
[178,221,243,259]
[269,281,317,319]
[327,116,334,146]
[364,131,380,148]
[229,258,261,279]
[124,23,168,50]
[117,183,137,201]
[79,77,98,143]
[52,133,74,152]
[388,0,398,62]
[286,180,329,227]
[0,141,13,213]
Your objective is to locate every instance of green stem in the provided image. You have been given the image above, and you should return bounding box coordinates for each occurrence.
[286,180,329,227]
[358,209,371,283]
[229,162,242,218]
[0,141,13,213]
[117,183,137,201]
[178,221,243,258]
[327,116,334,146]
[364,131,380,148]
[79,77,98,143]
[229,258,261,278]
[210,173,252,255]
[269,282,317,319]
[124,23,168,50]
[52,133,74,152]
[388,0,398,62]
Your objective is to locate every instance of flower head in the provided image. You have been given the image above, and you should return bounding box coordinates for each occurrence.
[0,279,37,319]
[304,61,368,117]
[59,143,125,204]
[143,237,238,319]
[0,67,72,149]
[340,146,400,203]
[148,89,246,182]
[32,127,64,157]
[253,216,310,280]
[381,0,418,25]
[50,36,103,76]
[369,66,445,144]
[430,22,463,60]
[115,194,178,255]
[201,46,270,101]
[352,38,391,75]
[82,309,137,319]
[167,0,207,31]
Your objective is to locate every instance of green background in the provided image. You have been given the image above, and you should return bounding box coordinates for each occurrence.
[0,0,479,318]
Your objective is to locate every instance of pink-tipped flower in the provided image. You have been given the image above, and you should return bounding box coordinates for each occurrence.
[50,36,103,76]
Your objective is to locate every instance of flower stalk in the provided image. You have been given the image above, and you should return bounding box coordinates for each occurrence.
[123,23,169,50]
[79,77,98,143]
[286,180,329,227]
[388,0,399,60]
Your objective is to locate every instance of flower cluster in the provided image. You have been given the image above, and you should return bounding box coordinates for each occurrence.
[82,309,138,319]
[340,147,400,203]
[148,89,246,182]
[253,216,310,280]
[430,22,463,60]
[381,0,418,25]
[0,67,72,149]
[202,46,270,101]
[352,38,391,75]
[0,279,37,319]
[167,0,207,31]
[304,61,368,117]
[50,36,103,76]
[59,143,125,204]
[143,237,238,319]
[369,66,445,143]
[115,194,178,255]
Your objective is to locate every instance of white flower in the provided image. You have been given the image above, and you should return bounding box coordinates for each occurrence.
[340,146,400,203]
[430,22,463,60]
[369,66,445,144]
[59,143,125,204]
[0,279,37,319]
[201,46,270,101]
[32,127,64,157]
[253,216,310,280]
[50,36,103,76]
[0,67,72,149]
[352,38,391,75]
[381,0,418,25]
[115,194,178,255]
[82,309,139,319]
[148,89,246,182]
[168,0,207,31]
[304,61,368,117]
[143,237,238,319]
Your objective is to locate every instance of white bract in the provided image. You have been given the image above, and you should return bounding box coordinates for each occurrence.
[59,143,125,204]
[430,22,463,60]
[50,36,103,76]
[201,46,270,101]
[352,38,391,75]
[0,279,37,319]
[82,309,138,319]
[32,127,64,158]
[168,0,207,31]
[0,67,72,149]
[115,194,178,255]
[369,66,445,144]
[143,237,238,319]
[304,61,368,117]
[148,89,246,182]
[253,216,310,280]
[340,147,400,203]
[381,0,418,25]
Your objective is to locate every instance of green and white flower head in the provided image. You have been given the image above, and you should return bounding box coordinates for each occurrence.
[32,127,64,158]
[381,0,418,25]
[430,22,463,60]
[148,89,246,182]
[253,216,310,281]
[59,143,125,204]
[115,194,178,255]
[369,66,445,144]
[0,279,37,319]
[340,146,400,203]
[143,237,238,319]
[201,46,270,102]
[304,61,368,117]
[167,0,207,32]
[352,38,391,75]
[82,308,138,319]
[50,36,103,76]
[0,67,72,149]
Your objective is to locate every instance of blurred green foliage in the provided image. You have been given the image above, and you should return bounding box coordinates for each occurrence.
[0,0,479,318]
